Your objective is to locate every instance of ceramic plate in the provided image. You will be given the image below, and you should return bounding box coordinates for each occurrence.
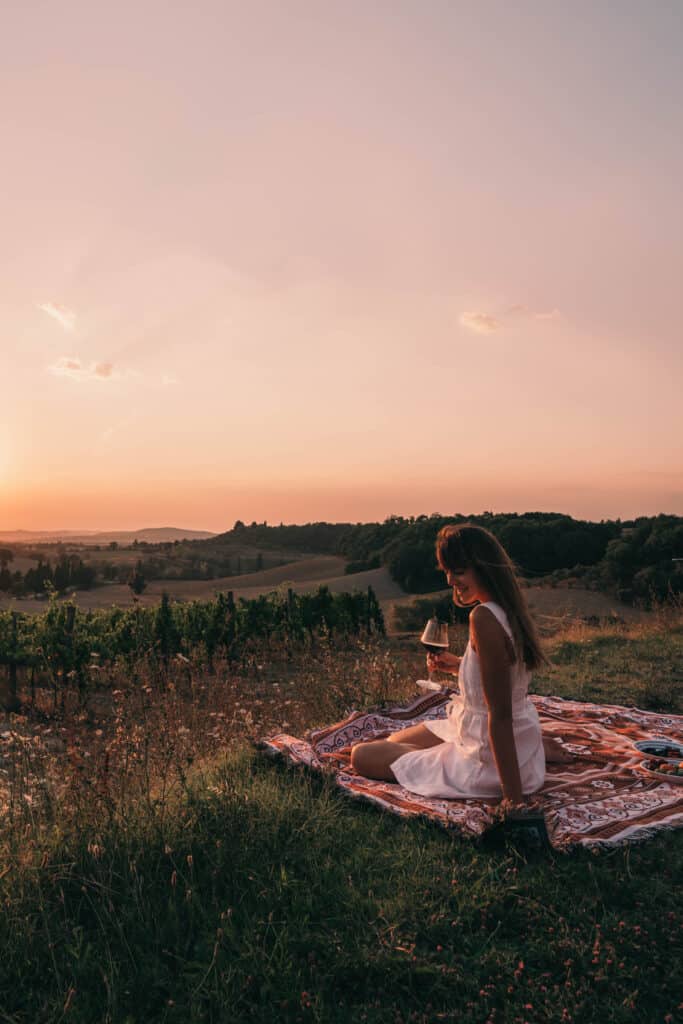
[633,739,683,758]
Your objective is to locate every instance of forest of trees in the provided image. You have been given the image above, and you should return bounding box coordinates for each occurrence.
[0,549,96,597]
[209,512,683,606]
[0,545,273,597]
[2,513,681,607]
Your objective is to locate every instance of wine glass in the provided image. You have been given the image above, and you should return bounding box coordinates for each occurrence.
[418,617,449,688]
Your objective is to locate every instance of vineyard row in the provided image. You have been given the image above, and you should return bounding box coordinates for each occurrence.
[0,586,385,705]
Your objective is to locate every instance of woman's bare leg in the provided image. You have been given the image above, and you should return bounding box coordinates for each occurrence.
[351,725,445,782]
[386,724,445,748]
[350,740,418,782]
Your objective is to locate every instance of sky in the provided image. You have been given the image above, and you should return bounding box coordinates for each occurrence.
[2,0,682,531]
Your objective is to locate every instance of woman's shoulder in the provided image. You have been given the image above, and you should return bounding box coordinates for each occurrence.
[472,601,512,635]
[470,602,516,661]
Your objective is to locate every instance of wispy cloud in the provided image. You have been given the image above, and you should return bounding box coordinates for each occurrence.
[459,304,561,334]
[100,412,140,444]
[502,304,561,322]
[533,309,561,321]
[459,311,501,334]
[37,302,76,332]
[48,356,118,382]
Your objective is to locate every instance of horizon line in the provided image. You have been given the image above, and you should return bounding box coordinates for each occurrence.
[1,508,680,538]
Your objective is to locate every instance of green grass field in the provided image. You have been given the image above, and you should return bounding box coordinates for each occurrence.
[0,614,681,1023]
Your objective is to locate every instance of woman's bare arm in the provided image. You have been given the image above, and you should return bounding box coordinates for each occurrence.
[470,606,524,804]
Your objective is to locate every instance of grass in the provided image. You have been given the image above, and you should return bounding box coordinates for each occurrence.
[0,615,682,1023]
[535,611,683,714]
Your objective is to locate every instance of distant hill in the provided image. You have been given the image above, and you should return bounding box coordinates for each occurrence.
[196,513,683,606]
[0,527,216,545]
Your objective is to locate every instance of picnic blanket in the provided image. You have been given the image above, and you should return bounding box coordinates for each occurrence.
[257,690,683,851]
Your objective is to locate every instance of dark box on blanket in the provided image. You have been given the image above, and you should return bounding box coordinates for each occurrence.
[482,812,553,854]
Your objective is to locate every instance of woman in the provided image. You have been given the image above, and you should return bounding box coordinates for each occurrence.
[350,523,570,807]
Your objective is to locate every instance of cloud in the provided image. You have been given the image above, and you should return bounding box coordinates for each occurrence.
[100,412,141,445]
[37,302,76,332]
[459,305,561,333]
[459,311,501,334]
[48,356,119,382]
[533,308,561,321]
[503,304,561,321]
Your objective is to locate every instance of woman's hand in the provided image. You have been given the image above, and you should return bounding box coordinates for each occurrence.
[426,651,462,676]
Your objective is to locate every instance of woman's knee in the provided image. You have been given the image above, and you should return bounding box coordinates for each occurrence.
[351,739,413,781]
[350,741,378,772]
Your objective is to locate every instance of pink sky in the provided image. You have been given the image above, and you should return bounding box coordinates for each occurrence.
[2,1,682,531]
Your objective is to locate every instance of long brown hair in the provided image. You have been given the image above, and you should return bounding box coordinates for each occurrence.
[435,523,548,670]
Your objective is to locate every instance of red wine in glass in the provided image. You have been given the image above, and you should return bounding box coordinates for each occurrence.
[421,618,449,682]
[422,641,449,654]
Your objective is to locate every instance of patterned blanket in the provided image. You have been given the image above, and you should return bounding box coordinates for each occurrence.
[257,690,683,851]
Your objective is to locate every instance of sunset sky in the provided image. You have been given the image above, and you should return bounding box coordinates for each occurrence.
[2,0,682,531]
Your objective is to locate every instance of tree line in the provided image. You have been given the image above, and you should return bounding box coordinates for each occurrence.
[3,512,681,606]
[0,550,97,596]
[0,548,274,598]
[209,512,683,605]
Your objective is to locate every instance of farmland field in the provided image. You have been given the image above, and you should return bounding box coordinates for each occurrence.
[0,555,349,612]
[0,551,650,642]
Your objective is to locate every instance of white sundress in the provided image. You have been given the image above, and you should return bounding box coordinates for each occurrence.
[390,601,546,799]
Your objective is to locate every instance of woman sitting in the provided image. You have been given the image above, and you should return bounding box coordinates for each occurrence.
[350,523,569,809]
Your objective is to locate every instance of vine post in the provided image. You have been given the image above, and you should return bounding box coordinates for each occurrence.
[3,611,21,713]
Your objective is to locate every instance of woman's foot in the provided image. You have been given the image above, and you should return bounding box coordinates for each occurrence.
[543,735,574,764]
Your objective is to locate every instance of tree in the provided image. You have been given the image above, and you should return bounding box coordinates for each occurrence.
[154,592,180,661]
[72,558,96,589]
[128,560,147,595]
[0,549,14,570]
[53,555,70,593]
